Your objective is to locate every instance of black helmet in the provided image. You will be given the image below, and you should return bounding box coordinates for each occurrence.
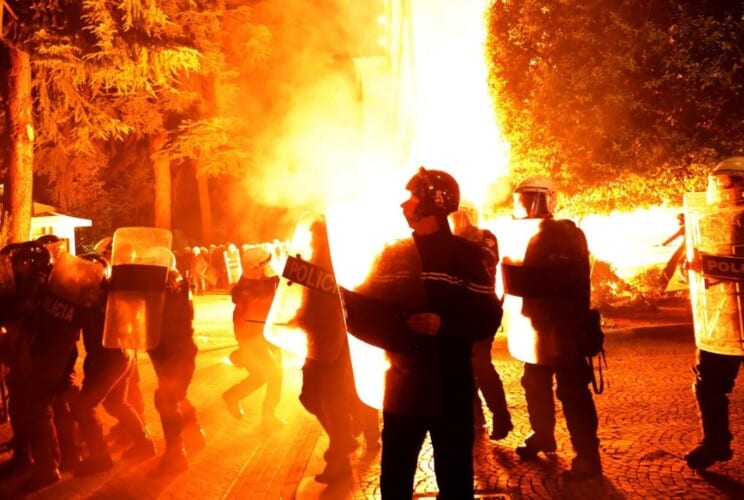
[405,167,460,220]
[6,241,52,284]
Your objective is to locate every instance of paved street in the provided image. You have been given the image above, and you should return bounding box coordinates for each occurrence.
[0,293,742,499]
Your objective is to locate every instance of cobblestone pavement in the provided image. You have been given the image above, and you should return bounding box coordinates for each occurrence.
[0,293,741,499]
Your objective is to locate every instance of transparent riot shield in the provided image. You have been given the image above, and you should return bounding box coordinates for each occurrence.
[38,250,105,327]
[223,244,242,285]
[498,217,544,364]
[326,207,411,411]
[46,251,105,309]
[265,213,345,363]
[102,227,173,350]
[685,192,744,355]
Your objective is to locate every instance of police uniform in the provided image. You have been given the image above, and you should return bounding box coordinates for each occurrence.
[455,220,513,439]
[147,270,205,475]
[684,162,744,469]
[516,218,601,476]
[357,229,501,499]
[222,269,283,425]
[73,281,153,476]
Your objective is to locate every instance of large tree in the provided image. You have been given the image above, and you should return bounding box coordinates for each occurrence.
[2,0,203,242]
[486,0,744,214]
[0,39,33,243]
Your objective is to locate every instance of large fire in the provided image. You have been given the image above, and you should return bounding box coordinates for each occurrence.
[259,0,685,408]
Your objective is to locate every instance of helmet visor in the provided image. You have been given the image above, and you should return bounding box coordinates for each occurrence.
[513,191,549,219]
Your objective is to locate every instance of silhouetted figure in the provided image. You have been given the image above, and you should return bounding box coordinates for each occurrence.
[295,217,379,484]
[147,267,206,476]
[222,246,284,429]
[451,203,513,440]
[349,168,502,499]
[685,157,744,470]
[504,176,601,481]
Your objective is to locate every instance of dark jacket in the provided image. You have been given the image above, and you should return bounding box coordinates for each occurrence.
[520,218,591,366]
[356,228,502,416]
[230,275,279,344]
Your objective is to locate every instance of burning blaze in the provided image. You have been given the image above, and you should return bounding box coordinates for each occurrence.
[259,1,684,408]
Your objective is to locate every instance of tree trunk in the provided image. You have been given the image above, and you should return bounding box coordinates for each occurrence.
[0,41,33,244]
[196,165,212,243]
[150,131,171,229]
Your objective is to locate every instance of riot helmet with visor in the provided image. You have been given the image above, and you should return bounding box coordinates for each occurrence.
[513,176,556,219]
[706,157,744,207]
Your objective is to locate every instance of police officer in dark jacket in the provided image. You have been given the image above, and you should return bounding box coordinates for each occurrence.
[504,176,601,481]
[451,202,513,440]
[295,216,379,484]
[684,157,744,469]
[146,266,206,476]
[349,167,502,499]
[222,246,283,428]
[72,253,156,477]
[0,241,51,480]
[23,242,101,490]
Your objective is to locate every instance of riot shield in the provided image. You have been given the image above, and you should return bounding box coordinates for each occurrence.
[223,244,242,285]
[265,211,392,409]
[46,251,104,308]
[685,192,744,355]
[40,250,105,326]
[499,217,545,364]
[265,213,346,363]
[102,227,173,350]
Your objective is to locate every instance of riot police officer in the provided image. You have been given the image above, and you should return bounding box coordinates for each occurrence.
[20,240,104,489]
[450,202,513,440]
[295,216,370,483]
[0,241,51,480]
[72,252,156,477]
[502,176,602,481]
[684,157,744,469]
[222,246,283,428]
[347,167,502,499]
[146,264,206,476]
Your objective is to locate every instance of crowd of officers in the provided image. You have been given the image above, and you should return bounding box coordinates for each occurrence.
[0,235,205,493]
[0,159,741,499]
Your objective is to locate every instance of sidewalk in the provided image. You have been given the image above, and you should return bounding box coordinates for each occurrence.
[0,293,741,499]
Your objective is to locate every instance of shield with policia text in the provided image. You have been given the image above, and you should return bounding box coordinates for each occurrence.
[102,227,173,350]
[685,192,744,354]
[268,211,404,409]
[498,217,545,364]
[42,250,105,326]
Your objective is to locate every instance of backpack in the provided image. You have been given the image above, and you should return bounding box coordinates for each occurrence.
[580,308,607,394]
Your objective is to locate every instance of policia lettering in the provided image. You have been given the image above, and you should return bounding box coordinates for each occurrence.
[283,256,337,295]
[700,252,744,281]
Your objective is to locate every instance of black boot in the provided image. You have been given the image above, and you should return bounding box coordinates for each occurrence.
[490,412,514,441]
[516,432,557,459]
[562,452,602,481]
[685,443,733,469]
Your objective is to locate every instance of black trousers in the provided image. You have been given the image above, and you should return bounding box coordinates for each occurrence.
[521,361,599,457]
[380,409,474,500]
[694,349,743,448]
